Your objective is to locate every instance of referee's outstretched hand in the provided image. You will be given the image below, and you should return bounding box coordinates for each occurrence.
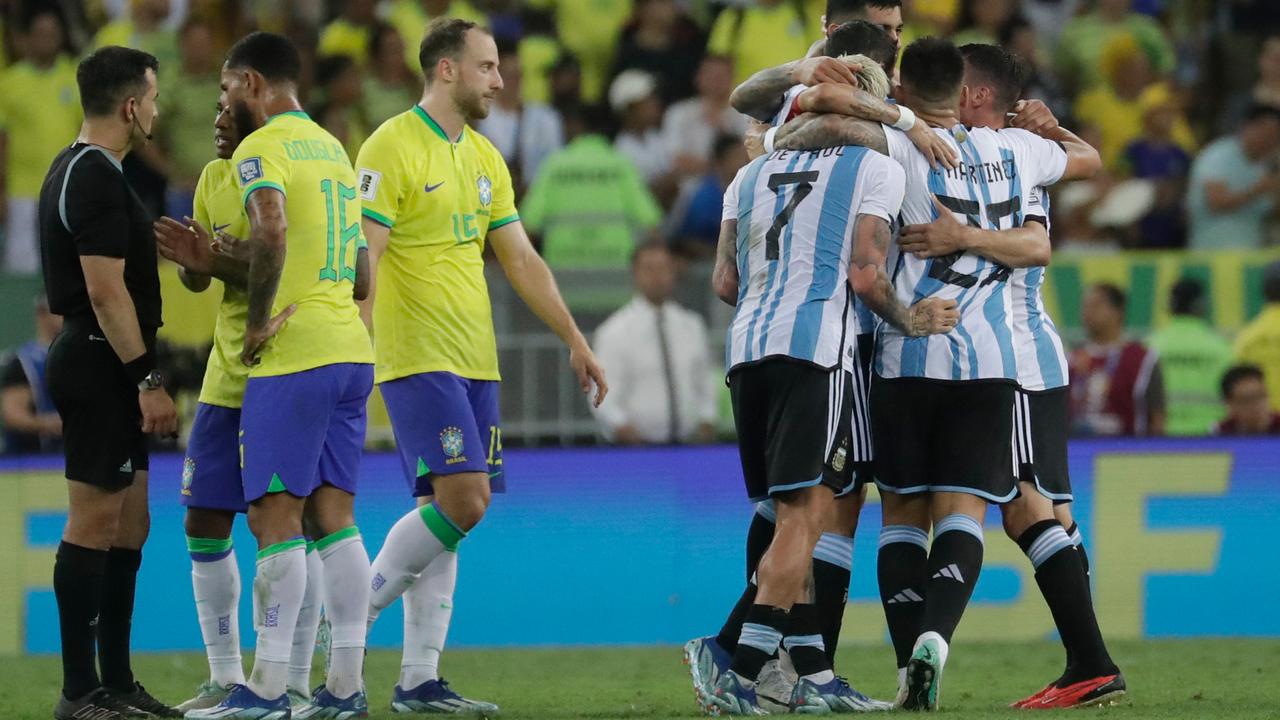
[139,386,178,437]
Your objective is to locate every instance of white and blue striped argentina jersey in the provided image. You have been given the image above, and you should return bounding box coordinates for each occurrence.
[875,125,1068,382]
[723,145,906,372]
[1009,186,1070,391]
[771,87,879,346]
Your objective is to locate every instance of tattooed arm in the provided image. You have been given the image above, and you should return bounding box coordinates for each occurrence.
[730,57,861,121]
[240,188,295,366]
[776,112,890,155]
[712,219,740,306]
[849,214,959,337]
[794,83,958,168]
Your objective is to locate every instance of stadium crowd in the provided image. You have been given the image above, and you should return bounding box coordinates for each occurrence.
[2,0,1280,453]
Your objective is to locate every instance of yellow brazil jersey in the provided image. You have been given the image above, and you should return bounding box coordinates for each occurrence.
[355,106,518,384]
[192,159,251,408]
[230,111,373,378]
[0,56,81,197]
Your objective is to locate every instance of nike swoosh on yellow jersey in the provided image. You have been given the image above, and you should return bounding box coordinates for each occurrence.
[424,181,445,192]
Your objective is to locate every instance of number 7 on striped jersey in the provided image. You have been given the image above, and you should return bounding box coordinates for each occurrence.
[764,171,820,260]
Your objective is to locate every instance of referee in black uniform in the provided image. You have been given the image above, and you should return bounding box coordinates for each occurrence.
[39,46,180,719]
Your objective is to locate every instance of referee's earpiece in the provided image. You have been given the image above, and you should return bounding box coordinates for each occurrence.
[128,98,153,142]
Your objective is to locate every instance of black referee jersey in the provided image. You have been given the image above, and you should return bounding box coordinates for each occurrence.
[39,142,161,330]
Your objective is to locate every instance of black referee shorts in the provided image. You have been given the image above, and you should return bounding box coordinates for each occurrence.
[729,358,868,503]
[46,319,149,489]
[1014,387,1073,503]
[870,376,1017,503]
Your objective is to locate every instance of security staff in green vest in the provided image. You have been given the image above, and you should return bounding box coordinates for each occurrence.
[1148,278,1234,435]
[520,104,662,269]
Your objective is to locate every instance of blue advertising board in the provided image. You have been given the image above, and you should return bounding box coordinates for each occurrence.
[1,438,1275,655]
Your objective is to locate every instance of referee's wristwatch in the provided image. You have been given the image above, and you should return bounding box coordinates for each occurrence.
[137,370,165,393]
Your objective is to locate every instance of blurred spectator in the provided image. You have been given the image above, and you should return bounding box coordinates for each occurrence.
[611,0,705,104]
[1022,0,1082,45]
[665,134,748,259]
[0,7,80,274]
[318,0,377,67]
[591,244,718,444]
[610,69,674,191]
[1187,105,1280,250]
[1120,85,1191,248]
[311,54,369,160]
[951,0,1017,47]
[385,0,487,73]
[708,0,815,86]
[1220,34,1280,135]
[1,295,62,455]
[364,22,418,127]
[1214,364,1280,435]
[547,51,584,116]
[93,0,178,71]
[521,105,661,268]
[528,0,634,104]
[1074,35,1196,172]
[155,17,221,220]
[1069,283,1167,436]
[1054,0,1175,96]
[1234,261,1280,411]
[907,0,961,37]
[1146,278,1233,436]
[661,55,748,179]
[477,42,565,194]
[1000,16,1069,121]
[515,11,564,105]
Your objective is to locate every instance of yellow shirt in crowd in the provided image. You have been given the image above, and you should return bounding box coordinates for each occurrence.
[0,56,81,197]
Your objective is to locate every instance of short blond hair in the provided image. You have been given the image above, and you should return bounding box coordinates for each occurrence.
[839,53,892,100]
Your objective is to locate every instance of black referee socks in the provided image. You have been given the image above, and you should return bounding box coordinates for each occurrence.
[1018,520,1118,684]
[98,547,143,692]
[54,541,107,700]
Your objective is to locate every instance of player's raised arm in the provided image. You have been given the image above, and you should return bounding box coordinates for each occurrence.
[777,112,890,156]
[489,221,608,407]
[794,83,958,168]
[1009,99,1101,181]
[730,56,859,121]
[899,195,1051,268]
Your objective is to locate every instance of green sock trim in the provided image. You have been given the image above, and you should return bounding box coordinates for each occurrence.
[186,536,233,554]
[418,504,465,551]
[305,540,317,553]
[256,537,306,561]
[266,473,287,494]
[314,525,360,553]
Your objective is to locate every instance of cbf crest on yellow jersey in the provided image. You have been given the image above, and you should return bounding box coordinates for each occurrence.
[356,106,518,383]
[230,111,373,377]
[192,158,251,407]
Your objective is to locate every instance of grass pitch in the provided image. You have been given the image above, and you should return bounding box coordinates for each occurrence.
[3,639,1276,719]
